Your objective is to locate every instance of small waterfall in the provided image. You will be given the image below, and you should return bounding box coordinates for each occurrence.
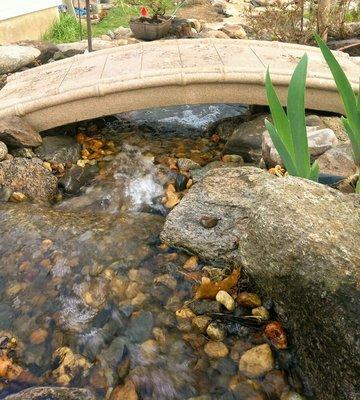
[57,145,165,214]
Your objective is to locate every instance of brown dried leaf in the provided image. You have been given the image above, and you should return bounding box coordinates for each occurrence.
[195,268,241,300]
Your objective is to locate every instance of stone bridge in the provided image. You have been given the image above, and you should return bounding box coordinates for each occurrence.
[0,39,359,132]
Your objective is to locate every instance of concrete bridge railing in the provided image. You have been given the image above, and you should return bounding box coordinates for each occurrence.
[0,39,359,131]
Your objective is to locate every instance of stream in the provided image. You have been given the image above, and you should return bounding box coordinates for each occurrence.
[0,110,311,400]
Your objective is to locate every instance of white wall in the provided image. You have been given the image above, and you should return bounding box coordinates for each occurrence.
[0,0,62,21]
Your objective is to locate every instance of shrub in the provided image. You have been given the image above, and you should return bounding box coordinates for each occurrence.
[43,13,83,44]
[315,33,360,192]
[265,54,319,181]
[244,0,356,45]
[245,1,316,44]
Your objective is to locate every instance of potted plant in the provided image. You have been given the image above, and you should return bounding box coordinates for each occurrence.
[129,0,186,41]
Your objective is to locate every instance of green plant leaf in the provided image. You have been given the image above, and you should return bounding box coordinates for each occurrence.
[356,176,360,194]
[342,117,360,165]
[315,33,360,165]
[287,54,310,177]
[309,160,320,182]
[265,69,293,155]
[265,119,298,175]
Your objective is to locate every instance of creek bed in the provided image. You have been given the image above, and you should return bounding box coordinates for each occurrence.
[0,115,312,400]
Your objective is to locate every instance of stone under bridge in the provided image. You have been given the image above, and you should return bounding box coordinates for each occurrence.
[0,38,359,132]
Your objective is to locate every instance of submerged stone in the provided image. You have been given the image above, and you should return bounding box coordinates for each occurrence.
[4,386,96,399]
[35,136,81,164]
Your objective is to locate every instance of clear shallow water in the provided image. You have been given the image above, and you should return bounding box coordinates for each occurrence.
[0,125,310,399]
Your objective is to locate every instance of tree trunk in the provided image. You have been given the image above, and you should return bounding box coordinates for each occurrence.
[317,0,331,41]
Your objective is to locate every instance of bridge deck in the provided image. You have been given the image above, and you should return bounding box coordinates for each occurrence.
[0,39,359,131]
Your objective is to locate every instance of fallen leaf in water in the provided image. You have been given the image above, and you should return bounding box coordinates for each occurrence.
[195,268,241,299]
[264,321,287,349]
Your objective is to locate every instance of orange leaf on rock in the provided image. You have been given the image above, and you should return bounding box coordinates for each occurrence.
[195,268,240,300]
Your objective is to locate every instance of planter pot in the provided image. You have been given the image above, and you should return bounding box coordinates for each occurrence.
[130,17,172,41]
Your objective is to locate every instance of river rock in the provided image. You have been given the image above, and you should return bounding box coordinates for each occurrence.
[206,322,226,341]
[161,166,360,400]
[216,290,235,311]
[280,391,306,400]
[239,344,274,378]
[204,341,229,358]
[262,127,338,167]
[192,315,212,333]
[3,386,96,399]
[0,45,41,74]
[177,158,201,171]
[57,39,117,57]
[320,116,348,142]
[58,165,99,194]
[16,40,59,63]
[188,300,222,315]
[222,115,268,162]
[251,306,269,321]
[115,104,248,137]
[97,337,130,386]
[126,311,154,342]
[0,141,8,161]
[316,143,357,178]
[110,380,138,400]
[0,158,58,202]
[0,186,12,202]
[0,116,42,148]
[198,29,230,39]
[237,292,261,308]
[35,136,81,164]
[220,23,247,39]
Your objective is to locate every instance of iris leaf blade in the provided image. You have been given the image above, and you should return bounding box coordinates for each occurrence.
[287,54,310,177]
[315,33,360,161]
[265,68,293,156]
[265,119,298,176]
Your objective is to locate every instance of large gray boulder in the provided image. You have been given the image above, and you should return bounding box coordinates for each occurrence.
[0,45,40,74]
[161,166,360,400]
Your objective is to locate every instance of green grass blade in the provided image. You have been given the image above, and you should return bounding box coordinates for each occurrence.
[265,120,298,175]
[342,117,360,165]
[314,33,360,150]
[287,54,310,177]
[309,160,320,182]
[265,69,293,155]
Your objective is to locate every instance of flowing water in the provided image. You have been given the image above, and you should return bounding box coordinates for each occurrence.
[0,118,311,399]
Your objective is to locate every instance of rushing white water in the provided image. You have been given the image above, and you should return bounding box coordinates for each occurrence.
[58,145,166,214]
